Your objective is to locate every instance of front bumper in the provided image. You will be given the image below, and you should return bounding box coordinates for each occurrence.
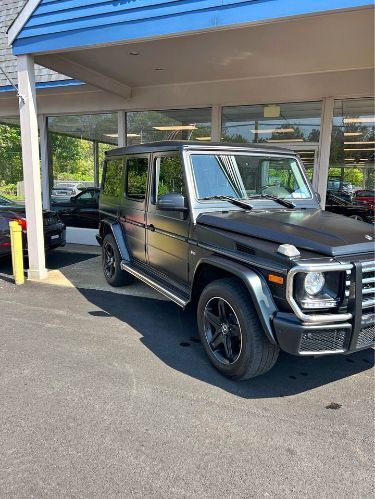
[273,312,374,355]
[274,258,375,355]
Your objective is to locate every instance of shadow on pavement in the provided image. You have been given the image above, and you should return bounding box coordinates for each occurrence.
[0,249,98,281]
[79,287,374,399]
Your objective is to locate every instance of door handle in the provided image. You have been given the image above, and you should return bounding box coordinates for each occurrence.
[148,224,155,232]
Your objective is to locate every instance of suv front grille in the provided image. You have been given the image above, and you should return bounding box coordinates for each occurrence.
[357,324,375,349]
[362,261,375,310]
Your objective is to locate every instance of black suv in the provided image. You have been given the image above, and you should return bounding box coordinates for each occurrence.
[97,142,375,380]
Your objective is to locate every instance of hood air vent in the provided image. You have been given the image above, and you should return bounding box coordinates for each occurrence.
[236,243,255,256]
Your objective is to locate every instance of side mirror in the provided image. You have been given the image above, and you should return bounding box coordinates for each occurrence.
[157,193,188,212]
[70,196,77,203]
[315,192,321,203]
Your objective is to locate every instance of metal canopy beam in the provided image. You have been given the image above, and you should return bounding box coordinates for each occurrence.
[36,54,132,99]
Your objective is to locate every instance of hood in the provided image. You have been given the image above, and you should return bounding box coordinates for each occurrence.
[197,209,375,257]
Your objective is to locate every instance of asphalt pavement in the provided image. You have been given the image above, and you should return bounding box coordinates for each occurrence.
[0,246,374,498]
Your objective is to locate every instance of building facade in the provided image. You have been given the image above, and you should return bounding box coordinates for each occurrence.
[0,0,374,278]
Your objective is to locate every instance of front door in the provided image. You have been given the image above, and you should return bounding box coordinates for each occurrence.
[119,154,149,263]
[146,152,190,285]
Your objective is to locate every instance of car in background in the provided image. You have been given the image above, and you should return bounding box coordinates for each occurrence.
[352,189,375,208]
[325,191,374,224]
[51,182,85,201]
[327,178,355,195]
[0,194,66,257]
[51,187,100,229]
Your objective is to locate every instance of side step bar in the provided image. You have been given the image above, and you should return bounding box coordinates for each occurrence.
[120,261,190,308]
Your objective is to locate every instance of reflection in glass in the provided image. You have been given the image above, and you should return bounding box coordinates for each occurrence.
[127,108,212,145]
[221,102,321,146]
[328,98,374,194]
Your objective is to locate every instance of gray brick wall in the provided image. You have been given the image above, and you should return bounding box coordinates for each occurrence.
[0,0,69,88]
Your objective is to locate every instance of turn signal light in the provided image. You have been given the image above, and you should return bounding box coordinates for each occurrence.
[268,274,284,285]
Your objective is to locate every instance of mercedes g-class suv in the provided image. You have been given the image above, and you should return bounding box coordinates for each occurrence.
[97,141,374,380]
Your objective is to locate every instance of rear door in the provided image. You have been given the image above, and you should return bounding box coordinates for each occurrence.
[146,152,190,284]
[119,154,149,263]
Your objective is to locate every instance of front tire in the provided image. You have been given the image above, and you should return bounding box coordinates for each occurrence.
[197,278,279,380]
[102,234,133,287]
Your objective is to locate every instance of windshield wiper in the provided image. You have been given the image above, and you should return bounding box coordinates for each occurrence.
[248,194,295,209]
[201,195,253,210]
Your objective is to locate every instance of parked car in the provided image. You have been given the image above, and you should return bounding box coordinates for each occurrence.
[325,191,374,224]
[0,194,66,257]
[97,141,374,380]
[51,182,85,201]
[352,189,375,207]
[52,187,100,229]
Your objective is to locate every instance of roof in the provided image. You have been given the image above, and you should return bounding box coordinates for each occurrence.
[9,0,373,55]
[0,0,69,89]
[105,141,297,157]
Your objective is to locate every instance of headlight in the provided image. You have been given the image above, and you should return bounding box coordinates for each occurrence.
[304,272,325,296]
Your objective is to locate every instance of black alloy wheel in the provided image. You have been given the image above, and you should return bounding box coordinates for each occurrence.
[204,296,242,365]
[103,239,115,280]
[197,278,280,379]
[102,234,133,287]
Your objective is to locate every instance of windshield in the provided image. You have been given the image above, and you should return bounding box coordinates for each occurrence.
[190,153,311,201]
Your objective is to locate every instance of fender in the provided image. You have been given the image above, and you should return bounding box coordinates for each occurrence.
[98,219,131,262]
[193,256,278,344]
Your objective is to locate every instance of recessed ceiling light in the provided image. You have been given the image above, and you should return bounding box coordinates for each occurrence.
[266,138,304,143]
[343,117,375,124]
[153,125,196,131]
[344,148,375,151]
[154,67,164,71]
[129,51,139,56]
[344,141,375,145]
[250,128,294,134]
[127,133,141,137]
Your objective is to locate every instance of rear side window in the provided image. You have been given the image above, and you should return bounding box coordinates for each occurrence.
[126,156,149,200]
[102,159,123,197]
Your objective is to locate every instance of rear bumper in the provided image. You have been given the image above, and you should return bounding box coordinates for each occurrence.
[273,312,374,355]
[44,224,66,249]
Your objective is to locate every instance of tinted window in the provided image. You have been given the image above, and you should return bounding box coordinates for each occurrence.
[126,157,149,200]
[77,190,97,203]
[102,160,123,197]
[156,156,186,201]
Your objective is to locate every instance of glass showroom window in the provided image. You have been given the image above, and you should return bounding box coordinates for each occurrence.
[221,102,322,180]
[48,113,118,191]
[127,108,212,145]
[0,118,23,200]
[328,98,374,194]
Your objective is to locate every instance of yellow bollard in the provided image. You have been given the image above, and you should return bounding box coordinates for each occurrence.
[9,220,25,285]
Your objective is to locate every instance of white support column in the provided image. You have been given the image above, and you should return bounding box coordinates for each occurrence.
[316,97,335,208]
[211,105,222,142]
[38,115,50,210]
[118,110,127,147]
[17,55,47,281]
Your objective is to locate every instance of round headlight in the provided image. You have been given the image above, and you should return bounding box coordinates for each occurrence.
[304,272,325,296]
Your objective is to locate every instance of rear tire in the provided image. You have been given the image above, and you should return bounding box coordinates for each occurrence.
[197,278,279,380]
[102,234,133,287]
